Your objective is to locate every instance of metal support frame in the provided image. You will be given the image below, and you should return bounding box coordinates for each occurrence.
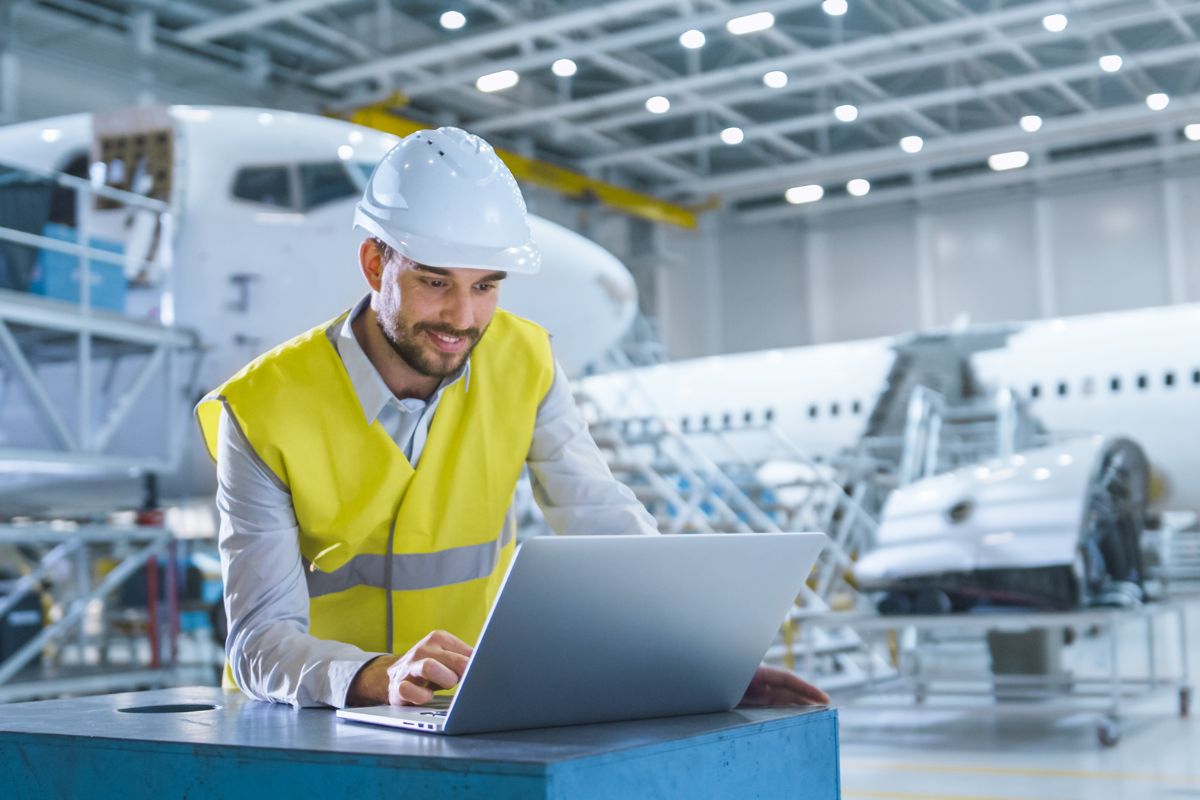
[0,158,196,472]
[0,523,179,702]
[814,603,1193,747]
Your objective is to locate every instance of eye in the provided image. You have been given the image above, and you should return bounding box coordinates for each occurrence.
[422,278,447,288]
[475,282,497,292]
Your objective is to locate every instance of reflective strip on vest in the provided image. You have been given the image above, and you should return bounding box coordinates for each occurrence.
[303,523,516,598]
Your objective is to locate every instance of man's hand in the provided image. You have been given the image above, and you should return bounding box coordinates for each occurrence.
[346,630,473,706]
[739,665,829,707]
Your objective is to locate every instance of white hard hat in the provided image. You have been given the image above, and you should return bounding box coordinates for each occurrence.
[353,126,540,274]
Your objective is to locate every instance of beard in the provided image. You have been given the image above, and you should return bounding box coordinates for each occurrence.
[375,313,485,379]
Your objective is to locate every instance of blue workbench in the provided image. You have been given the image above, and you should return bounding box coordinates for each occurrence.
[0,686,840,799]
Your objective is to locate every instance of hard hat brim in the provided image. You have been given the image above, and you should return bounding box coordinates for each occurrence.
[355,209,541,274]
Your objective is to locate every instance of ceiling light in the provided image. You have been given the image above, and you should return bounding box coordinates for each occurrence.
[822,0,849,16]
[899,135,924,154]
[440,10,466,30]
[40,128,62,143]
[680,29,706,49]
[1185,123,1200,141]
[337,145,354,161]
[1019,114,1043,133]
[1147,92,1170,111]
[988,150,1030,171]
[785,184,824,204]
[726,11,775,35]
[846,178,870,197]
[645,95,671,114]
[720,126,745,145]
[833,104,859,122]
[1042,13,1068,33]
[763,70,788,89]
[1098,54,1123,73]
[476,69,519,92]
[552,58,577,77]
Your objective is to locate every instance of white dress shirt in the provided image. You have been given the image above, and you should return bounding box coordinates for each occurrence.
[215,296,658,708]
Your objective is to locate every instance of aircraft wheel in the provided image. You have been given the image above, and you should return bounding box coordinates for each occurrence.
[1096,716,1121,747]
[877,591,914,616]
[912,588,952,615]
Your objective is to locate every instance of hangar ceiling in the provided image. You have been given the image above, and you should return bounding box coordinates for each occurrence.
[14,0,1200,215]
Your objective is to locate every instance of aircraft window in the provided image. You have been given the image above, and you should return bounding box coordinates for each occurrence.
[764,408,775,422]
[700,414,710,430]
[1194,369,1200,385]
[1030,384,1041,399]
[808,405,818,419]
[232,166,294,208]
[743,410,753,424]
[1136,374,1149,390]
[830,402,840,417]
[1057,381,1068,397]
[1165,371,1176,388]
[1110,376,1121,392]
[721,412,732,428]
[851,400,862,415]
[299,162,358,211]
[680,417,690,432]
[1080,377,1094,396]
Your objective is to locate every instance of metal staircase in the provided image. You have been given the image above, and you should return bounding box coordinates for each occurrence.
[572,368,898,689]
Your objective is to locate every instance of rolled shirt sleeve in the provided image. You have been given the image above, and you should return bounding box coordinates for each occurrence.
[216,408,386,708]
[526,362,659,536]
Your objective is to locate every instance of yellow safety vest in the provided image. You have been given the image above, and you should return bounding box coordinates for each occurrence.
[196,307,554,681]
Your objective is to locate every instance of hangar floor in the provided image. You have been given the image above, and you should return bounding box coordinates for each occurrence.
[837,595,1200,800]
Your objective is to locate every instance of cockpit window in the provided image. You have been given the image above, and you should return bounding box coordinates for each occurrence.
[298,162,357,211]
[231,166,293,209]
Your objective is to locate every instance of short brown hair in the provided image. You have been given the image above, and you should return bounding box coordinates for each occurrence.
[370,236,396,265]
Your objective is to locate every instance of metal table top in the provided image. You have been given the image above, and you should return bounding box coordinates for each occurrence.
[0,686,834,771]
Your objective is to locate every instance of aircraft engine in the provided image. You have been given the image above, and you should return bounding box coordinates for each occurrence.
[855,435,1149,612]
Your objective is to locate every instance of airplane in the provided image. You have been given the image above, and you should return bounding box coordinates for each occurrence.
[579,304,1200,609]
[0,105,640,512]
[0,106,1187,611]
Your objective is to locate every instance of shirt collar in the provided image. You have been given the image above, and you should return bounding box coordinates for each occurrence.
[335,295,471,425]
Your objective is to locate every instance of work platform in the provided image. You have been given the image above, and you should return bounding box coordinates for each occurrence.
[0,687,840,799]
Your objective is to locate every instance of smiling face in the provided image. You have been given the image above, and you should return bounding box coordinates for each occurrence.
[362,239,506,379]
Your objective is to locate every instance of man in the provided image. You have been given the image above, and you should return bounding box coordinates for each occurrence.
[197,126,827,710]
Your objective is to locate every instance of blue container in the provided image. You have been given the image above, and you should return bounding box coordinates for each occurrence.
[30,222,126,313]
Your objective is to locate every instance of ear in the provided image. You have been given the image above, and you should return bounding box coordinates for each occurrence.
[358,239,384,292]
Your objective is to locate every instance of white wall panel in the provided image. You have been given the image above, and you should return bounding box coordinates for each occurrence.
[1048,180,1170,316]
[672,170,1199,359]
[1176,174,1200,301]
[928,200,1040,326]
[819,214,920,341]
[658,220,721,359]
[717,218,810,353]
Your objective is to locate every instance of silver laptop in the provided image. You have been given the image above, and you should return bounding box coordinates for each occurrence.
[336,532,825,735]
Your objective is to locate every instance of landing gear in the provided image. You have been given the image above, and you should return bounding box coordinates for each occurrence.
[1096,716,1121,747]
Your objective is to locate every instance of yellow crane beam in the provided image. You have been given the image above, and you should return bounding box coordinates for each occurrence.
[335,102,702,230]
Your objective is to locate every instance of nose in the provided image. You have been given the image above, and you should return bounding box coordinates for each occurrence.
[442,286,477,332]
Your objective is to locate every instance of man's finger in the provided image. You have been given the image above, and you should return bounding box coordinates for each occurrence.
[429,647,471,677]
[761,667,829,702]
[409,657,461,690]
[395,679,435,706]
[429,630,474,657]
